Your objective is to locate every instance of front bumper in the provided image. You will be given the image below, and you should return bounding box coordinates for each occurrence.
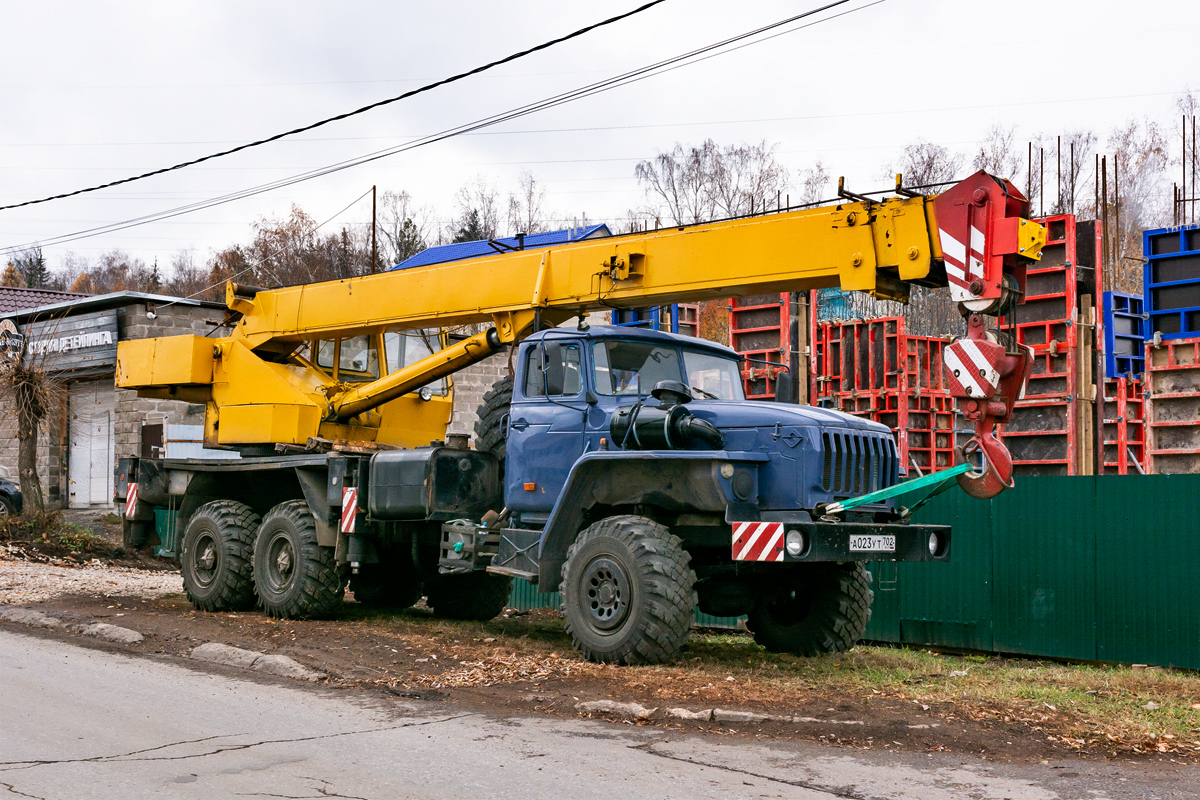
[733,521,950,563]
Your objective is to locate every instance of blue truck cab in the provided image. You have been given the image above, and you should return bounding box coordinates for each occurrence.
[447,324,951,664]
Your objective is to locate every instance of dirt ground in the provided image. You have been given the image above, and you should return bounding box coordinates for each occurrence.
[3,549,1198,768]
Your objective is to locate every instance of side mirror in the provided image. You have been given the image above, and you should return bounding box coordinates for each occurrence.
[585,391,598,405]
[773,371,794,404]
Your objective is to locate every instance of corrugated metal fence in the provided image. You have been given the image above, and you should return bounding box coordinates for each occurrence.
[507,475,1200,668]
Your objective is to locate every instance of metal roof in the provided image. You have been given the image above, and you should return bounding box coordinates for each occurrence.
[0,286,88,316]
[1,290,226,322]
[391,224,612,270]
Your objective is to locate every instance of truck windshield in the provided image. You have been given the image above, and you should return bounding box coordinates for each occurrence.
[682,350,744,401]
[591,340,682,396]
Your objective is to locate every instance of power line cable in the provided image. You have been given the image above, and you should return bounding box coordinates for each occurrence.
[0,1,668,212]
[3,0,867,254]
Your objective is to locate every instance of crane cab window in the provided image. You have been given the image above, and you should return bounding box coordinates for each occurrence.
[337,336,379,382]
[315,340,336,371]
[383,329,448,395]
[525,341,582,397]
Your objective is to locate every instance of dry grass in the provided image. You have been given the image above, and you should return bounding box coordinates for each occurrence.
[343,606,1200,754]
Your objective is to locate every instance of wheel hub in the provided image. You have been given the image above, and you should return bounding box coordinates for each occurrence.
[264,533,297,593]
[275,547,292,576]
[198,544,216,571]
[190,532,219,589]
[581,556,630,632]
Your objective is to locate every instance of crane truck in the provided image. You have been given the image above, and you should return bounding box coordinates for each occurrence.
[115,171,1045,664]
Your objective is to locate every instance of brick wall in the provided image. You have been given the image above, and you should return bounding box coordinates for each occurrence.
[447,350,510,439]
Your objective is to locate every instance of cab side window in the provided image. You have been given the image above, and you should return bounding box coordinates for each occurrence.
[524,341,582,397]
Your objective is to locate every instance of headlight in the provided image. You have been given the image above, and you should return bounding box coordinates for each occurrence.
[928,532,939,556]
[419,386,434,401]
[785,529,805,556]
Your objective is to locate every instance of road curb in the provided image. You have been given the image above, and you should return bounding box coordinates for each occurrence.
[191,642,324,682]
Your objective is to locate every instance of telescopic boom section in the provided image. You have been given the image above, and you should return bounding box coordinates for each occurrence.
[116,171,1044,493]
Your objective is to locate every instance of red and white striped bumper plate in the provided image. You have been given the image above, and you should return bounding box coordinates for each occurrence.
[732,521,785,562]
[124,482,138,520]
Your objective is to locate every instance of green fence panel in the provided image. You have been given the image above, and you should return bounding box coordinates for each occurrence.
[898,486,995,651]
[1094,475,1200,669]
[989,477,1097,661]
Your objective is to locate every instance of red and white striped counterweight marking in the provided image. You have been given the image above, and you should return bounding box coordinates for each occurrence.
[124,482,138,520]
[341,487,358,534]
[944,337,1001,400]
[939,225,986,303]
[732,521,785,562]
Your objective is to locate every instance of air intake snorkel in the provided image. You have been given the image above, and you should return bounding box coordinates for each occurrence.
[609,380,725,450]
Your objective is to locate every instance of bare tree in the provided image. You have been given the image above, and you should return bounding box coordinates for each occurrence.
[884,140,964,189]
[1107,117,1170,290]
[1060,130,1099,215]
[506,172,551,236]
[635,139,788,224]
[796,161,831,205]
[635,141,718,225]
[450,177,501,242]
[972,124,1022,183]
[0,329,63,517]
[378,190,432,266]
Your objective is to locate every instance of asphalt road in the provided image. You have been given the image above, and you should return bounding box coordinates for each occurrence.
[0,628,1193,800]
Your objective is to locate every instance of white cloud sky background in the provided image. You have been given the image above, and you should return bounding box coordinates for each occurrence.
[1,0,1197,270]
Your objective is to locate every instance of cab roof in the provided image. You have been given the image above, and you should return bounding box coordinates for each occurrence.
[524,324,740,359]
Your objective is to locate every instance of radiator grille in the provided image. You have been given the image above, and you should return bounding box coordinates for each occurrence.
[821,431,897,495]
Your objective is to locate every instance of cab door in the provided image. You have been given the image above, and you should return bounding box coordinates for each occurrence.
[505,339,587,520]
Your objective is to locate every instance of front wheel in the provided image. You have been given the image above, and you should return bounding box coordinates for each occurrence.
[560,515,696,665]
[746,563,873,657]
[253,500,344,619]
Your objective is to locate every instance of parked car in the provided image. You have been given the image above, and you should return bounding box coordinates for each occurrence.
[0,476,22,517]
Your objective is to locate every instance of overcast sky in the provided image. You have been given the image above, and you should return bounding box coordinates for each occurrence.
[1,0,1197,272]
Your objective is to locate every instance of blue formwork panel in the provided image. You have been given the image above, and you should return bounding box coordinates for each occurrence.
[1103,291,1146,377]
[611,305,681,333]
[1143,225,1200,341]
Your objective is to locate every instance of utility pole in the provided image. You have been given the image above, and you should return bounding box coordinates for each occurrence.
[371,185,378,274]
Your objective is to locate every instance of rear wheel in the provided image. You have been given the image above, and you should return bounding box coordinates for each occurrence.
[0,496,14,518]
[253,500,344,619]
[560,515,696,665]
[746,563,873,657]
[426,572,513,621]
[180,500,259,612]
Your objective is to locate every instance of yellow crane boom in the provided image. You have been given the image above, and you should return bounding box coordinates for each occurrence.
[117,171,1044,457]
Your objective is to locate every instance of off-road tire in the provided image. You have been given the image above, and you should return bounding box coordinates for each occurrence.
[426,572,513,621]
[253,500,344,619]
[746,563,873,657]
[473,376,513,465]
[350,559,423,609]
[180,500,259,612]
[560,515,696,665]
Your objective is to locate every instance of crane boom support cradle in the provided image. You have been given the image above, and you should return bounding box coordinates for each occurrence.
[117,171,1044,496]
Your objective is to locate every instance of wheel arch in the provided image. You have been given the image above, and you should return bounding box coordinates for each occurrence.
[534,452,761,593]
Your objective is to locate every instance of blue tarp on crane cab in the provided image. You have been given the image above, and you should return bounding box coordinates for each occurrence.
[390,224,612,270]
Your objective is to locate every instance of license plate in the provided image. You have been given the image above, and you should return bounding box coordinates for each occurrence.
[849,534,895,552]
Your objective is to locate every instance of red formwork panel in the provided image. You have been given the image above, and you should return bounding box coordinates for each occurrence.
[1102,377,1146,474]
[999,214,1102,476]
[1145,337,1200,474]
[730,293,789,400]
[811,317,957,474]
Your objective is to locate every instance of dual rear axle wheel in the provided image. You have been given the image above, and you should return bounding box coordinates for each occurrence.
[181,499,344,618]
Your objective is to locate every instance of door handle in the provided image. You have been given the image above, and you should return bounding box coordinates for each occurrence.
[510,418,530,431]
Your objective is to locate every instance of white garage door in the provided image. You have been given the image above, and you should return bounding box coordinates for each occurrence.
[68,381,114,509]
